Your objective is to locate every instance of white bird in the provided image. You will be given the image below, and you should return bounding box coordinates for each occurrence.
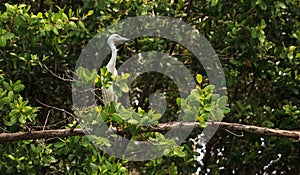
[102,34,131,106]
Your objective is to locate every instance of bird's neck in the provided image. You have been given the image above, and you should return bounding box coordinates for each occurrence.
[107,48,118,70]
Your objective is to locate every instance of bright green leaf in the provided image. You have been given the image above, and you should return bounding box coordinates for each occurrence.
[196,74,203,84]
[121,73,130,80]
[5,3,15,13]
[78,21,85,29]
[7,154,15,160]
[87,10,94,16]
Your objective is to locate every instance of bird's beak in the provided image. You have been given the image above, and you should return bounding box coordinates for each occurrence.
[120,36,131,42]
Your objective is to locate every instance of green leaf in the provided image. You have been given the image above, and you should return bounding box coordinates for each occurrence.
[211,108,223,120]
[19,114,27,124]
[197,116,207,127]
[204,104,212,111]
[13,84,25,92]
[287,52,294,59]
[132,112,141,121]
[113,85,122,97]
[7,91,14,100]
[9,109,19,117]
[217,96,228,108]
[18,4,26,9]
[119,110,131,120]
[9,115,18,126]
[190,89,200,99]
[54,142,65,148]
[211,94,220,102]
[200,113,210,120]
[120,82,129,93]
[183,109,196,121]
[224,107,231,114]
[1,97,11,104]
[90,162,98,170]
[78,21,85,29]
[259,1,267,10]
[7,154,15,161]
[203,85,215,93]
[37,12,43,18]
[87,10,94,16]
[289,46,296,52]
[196,74,203,84]
[121,73,130,80]
[5,3,15,13]
[14,15,28,27]
[250,28,257,38]
[22,106,33,115]
[200,121,207,128]
[112,113,122,123]
[4,32,15,40]
[0,36,6,47]
[173,147,186,157]
[69,21,77,28]
[211,0,219,7]
[258,32,265,42]
[278,2,287,9]
[128,118,139,125]
[51,26,59,35]
[176,98,181,107]
[255,0,262,5]
[137,107,145,115]
[152,113,162,121]
[260,19,266,28]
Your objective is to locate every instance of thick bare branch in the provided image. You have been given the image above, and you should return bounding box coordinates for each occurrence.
[0,128,88,142]
[1,121,300,142]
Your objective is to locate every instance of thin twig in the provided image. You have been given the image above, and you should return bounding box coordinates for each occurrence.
[31,118,70,129]
[224,129,244,137]
[89,88,105,104]
[36,99,76,119]
[43,64,74,82]
[43,110,51,131]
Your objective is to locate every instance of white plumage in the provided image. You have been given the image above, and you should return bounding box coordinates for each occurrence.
[102,34,130,106]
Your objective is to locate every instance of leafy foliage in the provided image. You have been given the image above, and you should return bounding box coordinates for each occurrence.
[0,73,38,132]
[0,0,299,174]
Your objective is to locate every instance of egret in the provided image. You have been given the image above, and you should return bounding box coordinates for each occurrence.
[102,34,131,106]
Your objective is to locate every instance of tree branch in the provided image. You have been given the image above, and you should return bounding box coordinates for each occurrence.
[1,121,300,142]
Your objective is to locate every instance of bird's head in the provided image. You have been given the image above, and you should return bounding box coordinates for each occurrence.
[107,34,131,49]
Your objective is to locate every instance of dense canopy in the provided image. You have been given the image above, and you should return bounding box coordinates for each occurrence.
[0,0,299,174]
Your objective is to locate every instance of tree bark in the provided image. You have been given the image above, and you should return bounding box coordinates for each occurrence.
[0,121,300,142]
